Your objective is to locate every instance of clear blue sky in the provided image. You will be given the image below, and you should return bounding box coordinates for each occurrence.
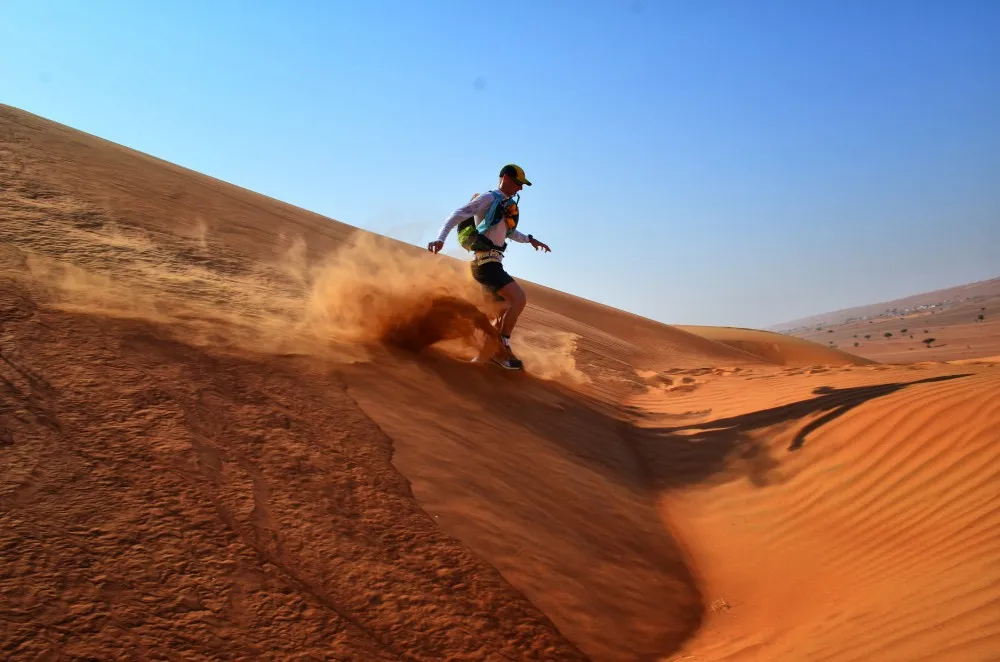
[4,0,999,328]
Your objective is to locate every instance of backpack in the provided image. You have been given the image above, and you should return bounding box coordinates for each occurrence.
[457,191,520,252]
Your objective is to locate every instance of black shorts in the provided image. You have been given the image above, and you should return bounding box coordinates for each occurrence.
[471,260,514,298]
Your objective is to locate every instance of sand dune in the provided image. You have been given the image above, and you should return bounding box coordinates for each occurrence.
[640,365,1000,661]
[677,325,875,367]
[2,104,999,661]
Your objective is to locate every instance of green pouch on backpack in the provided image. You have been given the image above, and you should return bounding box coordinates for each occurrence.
[457,218,500,252]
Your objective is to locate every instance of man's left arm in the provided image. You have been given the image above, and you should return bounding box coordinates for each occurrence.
[510,230,551,252]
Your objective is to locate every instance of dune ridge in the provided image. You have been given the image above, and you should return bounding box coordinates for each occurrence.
[676,325,875,367]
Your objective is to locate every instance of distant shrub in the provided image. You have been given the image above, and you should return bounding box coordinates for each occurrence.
[865,334,871,339]
[978,314,985,321]
[827,329,834,333]
[923,338,936,347]
[884,332,893,338]
[900,328,908,333]
[924,329,930,333]
[854,342,860,347]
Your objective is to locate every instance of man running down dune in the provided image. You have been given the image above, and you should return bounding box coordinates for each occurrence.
[428,164,551,370]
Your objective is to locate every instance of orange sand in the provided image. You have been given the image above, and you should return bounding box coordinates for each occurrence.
[2,105,998,661]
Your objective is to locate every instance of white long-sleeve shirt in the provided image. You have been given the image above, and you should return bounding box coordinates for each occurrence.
[435,189,530,250]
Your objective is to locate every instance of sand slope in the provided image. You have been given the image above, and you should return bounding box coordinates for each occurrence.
[636,364,1000,661]
[2,105,999,661]
[0,290,585,660]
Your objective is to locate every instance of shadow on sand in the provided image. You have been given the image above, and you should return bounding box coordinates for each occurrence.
[420,350,972,497]
[403,352,973,658]
[659,373,972,453]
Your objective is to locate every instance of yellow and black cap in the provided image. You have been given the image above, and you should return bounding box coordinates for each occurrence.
[499,164,532,186]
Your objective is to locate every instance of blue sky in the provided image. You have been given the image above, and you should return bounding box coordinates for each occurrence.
[3,0,998,328]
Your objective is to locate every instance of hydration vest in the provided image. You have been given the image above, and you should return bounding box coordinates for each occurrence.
[456,191,520,252]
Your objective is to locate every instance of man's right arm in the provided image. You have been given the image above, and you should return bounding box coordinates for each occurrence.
[428,193,491,251]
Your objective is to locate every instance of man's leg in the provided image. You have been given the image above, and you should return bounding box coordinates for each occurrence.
[495,280,526,338]
[471,261,525,368]
[481,287,507,329]
[473,262,522,334]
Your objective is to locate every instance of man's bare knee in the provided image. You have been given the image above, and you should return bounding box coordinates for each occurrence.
[500,284,525,311]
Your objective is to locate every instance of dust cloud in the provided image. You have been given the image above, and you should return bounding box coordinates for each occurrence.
[11,227,583,380]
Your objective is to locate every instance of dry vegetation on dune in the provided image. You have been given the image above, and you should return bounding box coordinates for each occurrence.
[780,280,1000,364]
[3,105,1000,661]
